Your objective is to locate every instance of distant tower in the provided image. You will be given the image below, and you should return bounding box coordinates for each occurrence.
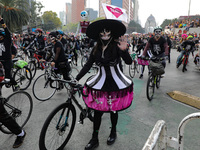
[145,14,156,33]
[71,0,86,23]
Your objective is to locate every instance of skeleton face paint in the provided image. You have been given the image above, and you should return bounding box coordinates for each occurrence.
[50,36,56,43]
[154,30,162,38]
[100,29,111,40]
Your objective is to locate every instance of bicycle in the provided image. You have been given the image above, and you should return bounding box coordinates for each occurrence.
[32,62,79,101]
[39,79,94,150]
[11,58,32,90]
[176,49,190,72]
[146,57,165,101]
[129,52,139,78]
[0,79,33,134]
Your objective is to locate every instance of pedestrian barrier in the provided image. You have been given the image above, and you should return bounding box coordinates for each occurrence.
[142,112,200,150]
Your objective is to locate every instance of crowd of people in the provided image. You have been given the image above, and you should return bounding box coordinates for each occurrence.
[165,17,200,30]
[0,14,200,150]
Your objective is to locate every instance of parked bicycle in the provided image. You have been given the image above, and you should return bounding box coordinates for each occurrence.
[146,57,165,101]
[39,79,94,150]
[0,79,33,134]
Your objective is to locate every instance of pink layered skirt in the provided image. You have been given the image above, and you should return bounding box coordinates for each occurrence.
[82,84,134,112]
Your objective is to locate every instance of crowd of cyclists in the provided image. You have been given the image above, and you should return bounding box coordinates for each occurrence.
[1,13,200,149]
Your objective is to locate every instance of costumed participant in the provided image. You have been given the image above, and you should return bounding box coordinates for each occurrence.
[75,19,134,150]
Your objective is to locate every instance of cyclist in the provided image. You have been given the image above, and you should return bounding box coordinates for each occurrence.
[164,34,172,63]
[176,35,195,71]
[142,26,168,75]
[21,33,32,58]
[26,28,47,59]
[0,16,20,91]
[49,31,71,81]
[68,35,78,66]
[0,16,26,148]
[57,30,68,52]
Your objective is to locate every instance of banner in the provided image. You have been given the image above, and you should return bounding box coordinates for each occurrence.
[102,3,128,23]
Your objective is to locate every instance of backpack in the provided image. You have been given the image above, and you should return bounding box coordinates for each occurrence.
[0,62,5,82]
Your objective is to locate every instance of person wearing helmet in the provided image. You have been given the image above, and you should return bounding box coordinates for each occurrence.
[26,28,47,59]
[57,30,68,53]
[142,26,168,74]
[0,16,26,149]
[176,35,195,71]
[49,31,71,81]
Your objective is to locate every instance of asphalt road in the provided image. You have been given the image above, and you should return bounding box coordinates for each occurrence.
[0,49,199,150]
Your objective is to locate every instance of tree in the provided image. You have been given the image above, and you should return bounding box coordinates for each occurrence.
[29,1,44,29]
[0,0,29,32]
[128,20,144,34]
[42,11,62,31]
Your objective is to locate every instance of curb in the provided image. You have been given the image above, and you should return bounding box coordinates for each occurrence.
[167,91,200,109]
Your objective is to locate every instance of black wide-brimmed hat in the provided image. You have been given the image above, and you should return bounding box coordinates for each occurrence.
[86,19,126,40]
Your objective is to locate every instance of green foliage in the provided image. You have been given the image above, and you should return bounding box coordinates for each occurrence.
[42,11,62,31]
[29,1,44,28]
[0,0,29,32]
[128,20,144,33]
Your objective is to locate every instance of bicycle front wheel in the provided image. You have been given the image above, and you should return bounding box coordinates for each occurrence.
[146,75,155,101]
[1,91,33,134]
[28,60,37,79]
[39,103,76,150]
[13,66,32,90]
[32,73,57,101]
[156,75,161,89]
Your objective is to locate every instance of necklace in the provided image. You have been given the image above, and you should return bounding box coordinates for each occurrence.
[101,38,112,58]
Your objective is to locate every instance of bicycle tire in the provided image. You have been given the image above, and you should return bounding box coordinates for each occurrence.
[81,56,88,67]
[182,56,188,72]
[156,75,161,89]
[0,91,33,134]
[32,73,57,101]
[39,103,76,150]
[69,67,79,80]
[146,75,155,101]
[13,66,32,90]
[28,60,37,79]
[129,63,136,78]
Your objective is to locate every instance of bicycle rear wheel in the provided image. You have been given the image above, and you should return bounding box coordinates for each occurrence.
[129,62,136,78]
[39,103,76,150]
[1,91,33,134]
[69,67,79,80]
[32,73,57,101]
[146,75,155,101]
[13,66,32,90]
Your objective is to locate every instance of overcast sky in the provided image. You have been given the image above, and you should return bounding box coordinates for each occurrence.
[37,0,200,27]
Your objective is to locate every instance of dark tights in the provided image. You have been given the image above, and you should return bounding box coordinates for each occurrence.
[92,111,118,139]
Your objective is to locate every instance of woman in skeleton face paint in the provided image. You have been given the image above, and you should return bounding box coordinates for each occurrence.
[75,19,134,150]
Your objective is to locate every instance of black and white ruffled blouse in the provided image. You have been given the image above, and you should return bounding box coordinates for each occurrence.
[76,41,133,92]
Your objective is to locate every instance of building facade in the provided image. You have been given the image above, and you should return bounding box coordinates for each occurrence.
[71,0,86,23]
[66,3,72,24]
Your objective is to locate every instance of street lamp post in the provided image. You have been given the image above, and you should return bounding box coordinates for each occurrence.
[188,0,191,18]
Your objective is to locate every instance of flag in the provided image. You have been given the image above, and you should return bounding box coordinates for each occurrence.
[102,3,128,23]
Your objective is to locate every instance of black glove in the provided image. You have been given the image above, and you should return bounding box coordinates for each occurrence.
[0,18,5,24]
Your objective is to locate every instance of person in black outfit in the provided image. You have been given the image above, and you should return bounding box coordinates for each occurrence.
[0,16,26,149]
[75,19,133,150]
[26,28,47,59]
[165,34,172,63]
[49,31,71,81]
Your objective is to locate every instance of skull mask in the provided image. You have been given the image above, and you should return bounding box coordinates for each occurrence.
[100,29,111,41]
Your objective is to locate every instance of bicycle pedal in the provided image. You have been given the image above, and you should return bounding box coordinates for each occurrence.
[78,120,84,124]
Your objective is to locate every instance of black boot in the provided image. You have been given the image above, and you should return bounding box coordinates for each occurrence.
[107,132,117,145]
[85,138,99,150]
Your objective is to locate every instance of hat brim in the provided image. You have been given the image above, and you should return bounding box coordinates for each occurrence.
[86,19,126,40]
